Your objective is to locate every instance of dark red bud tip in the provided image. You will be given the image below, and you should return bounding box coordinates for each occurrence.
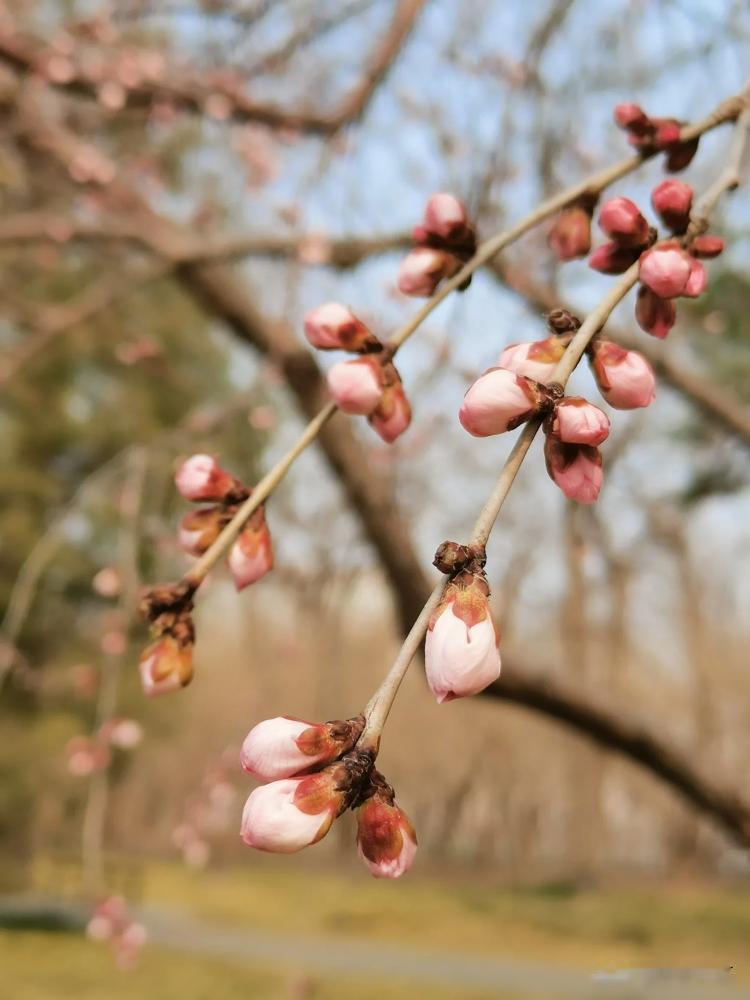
[690,234,724,259]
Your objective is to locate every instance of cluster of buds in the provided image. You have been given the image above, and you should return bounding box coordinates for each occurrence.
[137,581,195,696]
[589,185,723,339]
[427,544,501,702]
[397,192,477,296]
[499,310,656,411]
[614,103,699,172]
[548,192,598,262]
[176,454,274,589]
[543,396,610,504]
[86,895,147,970]
[65,718,143,778]
[172,749,238,868]
[304,304,411,443]
[240,715,416,877]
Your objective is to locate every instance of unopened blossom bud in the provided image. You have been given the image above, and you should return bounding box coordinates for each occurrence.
[588,340,656,410]
[552,397,610,446]
[175,454,235,503]
[303,302,379,352]
[613,103,650,132]
[425,574,501,703]
[100,717,143,750]
[397,247,456,297]
[651,180,693,233]
[369,380,411,443]
[240,770,343,853]
[588,241,641,275]
[423,192,470,241]
[654,119,682,146]
[690,234,724,259]
[178,506,225,556]
[547,206,592,261]
[638,245,692,298]
[683,258,707,298]
[544,436,603,504]
[499,337,567,384]
[357,791,417,879]
[139,633,193,696]
[635,286,676,339]
[598,197,650,247]
[66,736,110,777]
[664,136,699,172]
[228,511,273,591]
[240,715,364,781]
[432,540,473,575]
[327,358,383,415]
[459,368,548,437]
[546,309,581,334]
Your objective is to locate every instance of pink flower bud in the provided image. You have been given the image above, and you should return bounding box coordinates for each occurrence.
[66,737,110,777]
[240,715,363,781]
[139,634,193,696]
[547,206,592,261]
[635,285,677,339]
[654,119,682,146]
[544,436,603,504]
[498,337,567,383]
[552,397,610,446]
[100,718,143,750]
[86,914,114,941]
[397,247,455,297]
[175,454,235,503]
[240,773,340,853]
[303,302,378,352]
[459,368,545,437]
[327,358,383,415]
[369,380,412,443]
[178,506,226,556]
[613,103,649,132]
[690,235,724,259]
[683,258,707,298]
[588,241,642,275]
[589,340,656,410]
[638,245,692,298]
[425,577,501,703]
[357,794,417,879]
[228,512,273,591]
[598,197,650,247]
[651,180,693,233]
[423,192,469,241]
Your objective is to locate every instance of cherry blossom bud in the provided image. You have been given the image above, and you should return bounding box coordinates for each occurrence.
[303,303,379,352]
[499,337,567,383]
[175,454,235,502]
[357,793,417,879]
[638,245,692,298]
[178,506,225,556]
[544,436,603,504]
[651,180,693,233]
[139,633,193,696]
[425,575,501,703]
[588,340,655,410]
[240,715,364,781]
[547,206,592,261]
[86,914,113,941]
[654,119,682,146]
[228,511,274,591]
[552,397,610,446]
[665,136,699,172]
[690,235,724,259]
[327,358,383,415]
[100,718,143,750]
[683,258,707,298]
[598,197,650,247]
[397,247,456,297]
[423,192,469,241]
[240,772,342,853]
[635,286,676,339]
[459,368,548,437]
[588,241,641,275]
[613,103,650,132]
[369,381,412,443]
[66,737,110,777]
